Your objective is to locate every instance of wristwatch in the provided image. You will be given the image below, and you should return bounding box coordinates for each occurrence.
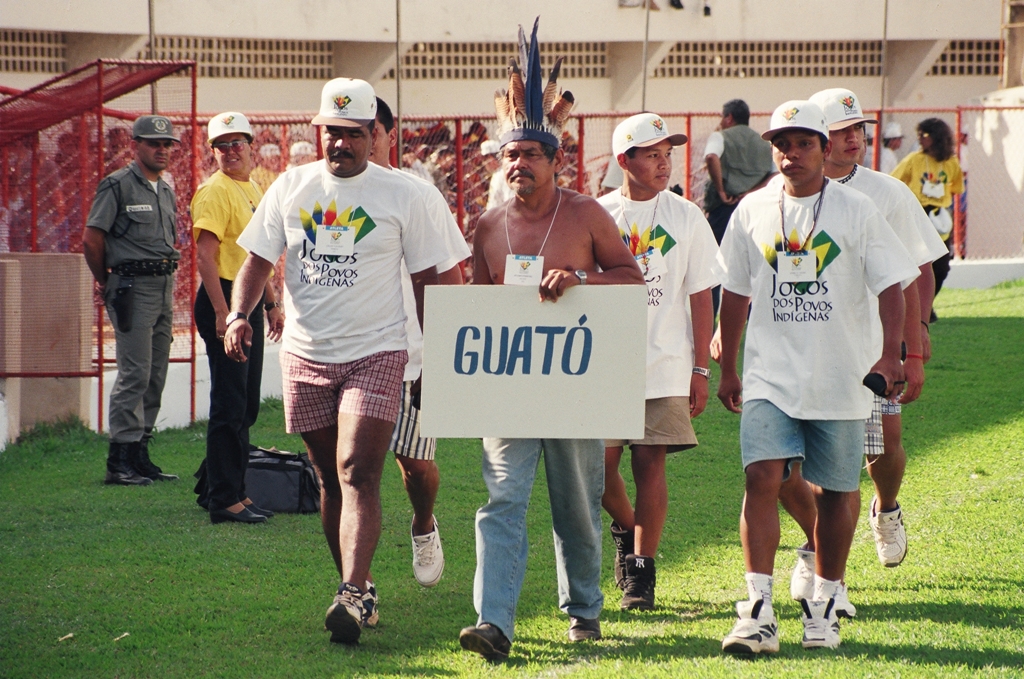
[264,301,280,311]
[692,366,711,379]
[574,269,588,285]
[226,311,248,327]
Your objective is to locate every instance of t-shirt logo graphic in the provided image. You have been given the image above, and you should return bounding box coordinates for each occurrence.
[221,115,235,126]
[782,107,799,121]
[620,222,676,257]
[334,95,352,113]
[840,96,857,115]
[300,200,377,246]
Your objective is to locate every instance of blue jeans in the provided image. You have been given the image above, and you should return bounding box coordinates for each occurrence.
[474,438,605,641]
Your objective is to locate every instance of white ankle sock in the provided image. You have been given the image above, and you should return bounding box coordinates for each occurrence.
[745,572,773,602]
[813,575,842,601]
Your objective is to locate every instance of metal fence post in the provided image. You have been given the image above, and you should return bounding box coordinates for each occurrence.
[684,114,693,200]
[29,132,38,252]
[455,118,465,233]
[576,117,585,194]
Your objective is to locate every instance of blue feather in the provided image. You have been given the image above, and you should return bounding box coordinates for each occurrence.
[525,17,543,129]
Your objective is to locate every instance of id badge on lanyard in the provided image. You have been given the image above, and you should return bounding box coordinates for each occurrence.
[778,250,817,282]
[636,248,667,280]
[318,224,355,256]
[504,254,544,286]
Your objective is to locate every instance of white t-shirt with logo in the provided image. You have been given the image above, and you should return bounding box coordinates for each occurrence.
[395,169,471,382]
[598,190,719,399]
[714,180,919,420]
[237,160,452,364]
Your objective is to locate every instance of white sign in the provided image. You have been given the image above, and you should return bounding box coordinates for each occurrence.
[421,285,647,439]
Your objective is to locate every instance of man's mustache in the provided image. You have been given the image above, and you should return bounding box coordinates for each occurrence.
[509,170,534,180]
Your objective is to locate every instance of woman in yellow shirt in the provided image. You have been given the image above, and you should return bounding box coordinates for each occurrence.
[192,112,285,524]
[891,118,964,317]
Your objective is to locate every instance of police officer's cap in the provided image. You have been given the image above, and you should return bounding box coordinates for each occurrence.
[133,115,180,142]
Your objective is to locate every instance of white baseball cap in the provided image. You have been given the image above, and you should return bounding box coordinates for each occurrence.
[311,78,377,127]
[762,100,829,142]
[883,121,904,139]
[612,113,687,157]
[480,139,501,156]
[208,112,253,143]
[809,88,878,131]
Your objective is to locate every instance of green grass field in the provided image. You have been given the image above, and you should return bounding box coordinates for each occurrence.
[2,281,1023,678]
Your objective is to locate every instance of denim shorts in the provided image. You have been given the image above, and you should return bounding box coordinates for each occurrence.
[739,399,865,492]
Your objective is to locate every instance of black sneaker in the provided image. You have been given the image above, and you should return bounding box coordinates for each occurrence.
[621,554,656,611]
[568,616,601,641]
[609,522,634,592]
[459,623,510,661]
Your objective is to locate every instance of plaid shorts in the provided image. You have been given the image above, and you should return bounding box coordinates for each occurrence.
[280,349,407,433]
[864,394,902,457]
[389,381,437,461]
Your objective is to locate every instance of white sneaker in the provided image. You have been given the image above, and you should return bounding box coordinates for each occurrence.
[833,582,856,618]
[722,598,779,655]
[801,598,840,649]
[790,548,815,602]
[412,516,445,587]
[870,499,908,567]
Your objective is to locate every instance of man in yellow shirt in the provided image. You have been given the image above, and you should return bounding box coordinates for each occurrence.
[192,111,285,524]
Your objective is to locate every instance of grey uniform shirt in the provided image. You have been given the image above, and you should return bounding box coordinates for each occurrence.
[86,161,180,268]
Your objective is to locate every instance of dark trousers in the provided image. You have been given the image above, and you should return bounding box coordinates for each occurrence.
[194,279,264,511]
[707,202,738,320]
[933,237,953,298]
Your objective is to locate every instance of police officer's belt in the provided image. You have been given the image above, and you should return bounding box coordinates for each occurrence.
[111,259,178,276]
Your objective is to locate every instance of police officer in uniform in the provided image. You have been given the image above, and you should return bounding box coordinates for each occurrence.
[83,115,181,485]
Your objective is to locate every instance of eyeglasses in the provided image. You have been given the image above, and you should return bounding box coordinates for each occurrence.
[211,140,249,152]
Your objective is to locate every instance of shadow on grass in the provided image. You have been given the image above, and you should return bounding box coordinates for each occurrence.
[854,600,1024,629]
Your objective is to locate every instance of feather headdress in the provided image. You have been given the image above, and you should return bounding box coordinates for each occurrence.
[494,17,575,149]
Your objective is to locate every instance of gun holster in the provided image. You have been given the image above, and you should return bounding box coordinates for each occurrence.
[112,275,134,333]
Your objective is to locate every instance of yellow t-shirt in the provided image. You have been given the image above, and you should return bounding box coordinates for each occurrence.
[890,150,964,210]
[191,171,264,280]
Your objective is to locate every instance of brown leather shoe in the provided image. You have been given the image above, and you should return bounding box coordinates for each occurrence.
[459,623,510,661]
[568,615,602,641]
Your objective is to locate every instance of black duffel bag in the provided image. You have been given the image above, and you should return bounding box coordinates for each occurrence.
[244,446,321,514]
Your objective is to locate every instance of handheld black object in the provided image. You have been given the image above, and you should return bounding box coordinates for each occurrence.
[862,372,888,397]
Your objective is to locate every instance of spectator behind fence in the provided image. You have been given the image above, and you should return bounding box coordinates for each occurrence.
[286,140,316,170]
[481,139,514,210]
[223,77,452,645]
[891,118,964,319]
[251,144,282,192]
[83,115,182,486]
[191,112,285,525]
[703,99,775,317]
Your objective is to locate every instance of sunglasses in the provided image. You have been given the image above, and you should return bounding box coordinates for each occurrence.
[211,140,249,152]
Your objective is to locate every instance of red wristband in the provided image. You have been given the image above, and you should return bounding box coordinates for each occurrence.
[905,353,924,360]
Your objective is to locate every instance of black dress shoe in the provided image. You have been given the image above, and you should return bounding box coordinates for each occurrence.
[210,506,267,524]
[243,502,274,518]
[459,623,510,661]
[568,615,602,641]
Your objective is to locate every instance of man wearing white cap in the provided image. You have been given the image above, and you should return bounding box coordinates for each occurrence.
[775,88,948,605]
[597,113,718,612]
[715,100,918,653]
[880,122,903,175]
[222,78,451,645]
[191,112,284,524]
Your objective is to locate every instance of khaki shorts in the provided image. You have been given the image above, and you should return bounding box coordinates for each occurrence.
[605,396,698,453]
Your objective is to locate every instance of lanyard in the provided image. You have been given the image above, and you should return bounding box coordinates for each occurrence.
[231,176,262,213]
[778,177,828,254]
[617,190,660,245]
[504,188,562,256]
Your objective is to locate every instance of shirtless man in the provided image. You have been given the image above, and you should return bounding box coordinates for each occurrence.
[458,133,643,661]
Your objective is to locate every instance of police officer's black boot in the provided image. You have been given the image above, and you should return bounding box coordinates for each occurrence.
[132,438,179,481]
[104,441,153,486]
